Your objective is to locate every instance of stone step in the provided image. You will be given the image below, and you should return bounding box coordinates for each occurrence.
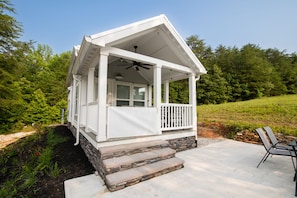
[99,140,169,160]
[105,157,184,191]
[103,148,176,174]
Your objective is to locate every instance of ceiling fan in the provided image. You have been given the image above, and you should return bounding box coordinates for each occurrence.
[119,46,153,71]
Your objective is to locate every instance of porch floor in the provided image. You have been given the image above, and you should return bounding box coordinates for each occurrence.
[65,139,296,198]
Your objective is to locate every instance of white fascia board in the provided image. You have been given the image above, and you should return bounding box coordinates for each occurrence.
[66,47,78,86]
[162,73,189,82]
[73,37,92,74]
[106,46,192,74]
[161,61,192,74]
[90,15,165,47]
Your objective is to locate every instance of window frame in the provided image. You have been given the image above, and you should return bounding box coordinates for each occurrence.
[115,82,147,107]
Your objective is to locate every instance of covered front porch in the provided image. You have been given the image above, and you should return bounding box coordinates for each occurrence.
[68,46,201,148]
[66,15,207,149]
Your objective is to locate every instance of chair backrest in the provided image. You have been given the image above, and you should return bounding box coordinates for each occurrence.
[263,126,278,146]
[256,128,272,152]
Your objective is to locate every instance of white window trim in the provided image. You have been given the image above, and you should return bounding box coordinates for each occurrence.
[115,81,147,107]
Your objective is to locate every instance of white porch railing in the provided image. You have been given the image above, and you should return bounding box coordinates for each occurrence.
[107,107,158,139]
[161,103,193,131]
[79,103,193,138]
[80,103,98,133]
[81,105,87,126]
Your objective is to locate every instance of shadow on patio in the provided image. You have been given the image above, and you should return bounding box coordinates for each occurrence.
[65,139,296,198]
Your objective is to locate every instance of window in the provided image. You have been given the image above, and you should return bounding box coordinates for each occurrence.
[116,84,130,106]
[133,87,145,106]
[116,83,146,107]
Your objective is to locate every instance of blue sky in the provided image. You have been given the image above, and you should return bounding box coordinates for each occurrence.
[11,0,297,54]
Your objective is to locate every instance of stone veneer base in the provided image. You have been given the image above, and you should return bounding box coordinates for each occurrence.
[67,123,196,183]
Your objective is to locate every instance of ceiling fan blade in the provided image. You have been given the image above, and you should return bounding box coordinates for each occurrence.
[120,56,151,70]
[125,65,133,70]
[133,61,140,66]
[119,58,131,64]
[141,63,153,66]
[139,65,150,70]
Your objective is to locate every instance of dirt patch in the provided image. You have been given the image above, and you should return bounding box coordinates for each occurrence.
[198,122,227,138]
[1,126,95,198]
[234,129,296,145]
[0,131,36,149]
[30,126,95,198]
[198,122,296,145]
[198,127,223,138]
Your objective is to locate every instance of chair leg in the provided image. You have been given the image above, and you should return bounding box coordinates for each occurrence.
[263,153,271,163]
[291,156,296,170]
[257,152,270,168]
[291,156,296,182]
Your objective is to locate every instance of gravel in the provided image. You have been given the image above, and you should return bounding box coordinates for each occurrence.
[197,137,225,148]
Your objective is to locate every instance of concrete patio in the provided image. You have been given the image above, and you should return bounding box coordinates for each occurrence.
[65,139,296,198]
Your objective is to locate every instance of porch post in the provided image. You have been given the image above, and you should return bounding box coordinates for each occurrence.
[148,85,153,107]
[74,75,82,145]
[87,67,95,103]
[164,80,169,103]
[96,50,108,142]
[71,79,76,124]
[154,64,162,134]
[67,86,72,123]
[81,76,87,128]
[86,67,95,132]
[189,73,197,133]
[81,76,87,105]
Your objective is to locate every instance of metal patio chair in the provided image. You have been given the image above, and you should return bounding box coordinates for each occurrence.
[255,128,295,168]
[263,126,293,150]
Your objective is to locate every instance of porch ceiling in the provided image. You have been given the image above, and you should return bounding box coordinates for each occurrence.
[108,25,184,66]
[107,55,190,84]
[70,15,207,85]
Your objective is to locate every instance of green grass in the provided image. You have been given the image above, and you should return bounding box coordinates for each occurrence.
[197,94,297,136]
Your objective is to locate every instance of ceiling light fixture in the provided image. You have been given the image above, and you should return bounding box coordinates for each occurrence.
[115,73,123,80]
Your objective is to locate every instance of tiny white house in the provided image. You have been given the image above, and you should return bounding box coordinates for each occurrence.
[66,14,206,191]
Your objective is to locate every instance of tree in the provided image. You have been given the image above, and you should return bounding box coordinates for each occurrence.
[186,35,214,65]
[265,49,297,95]
[286,53,297,94]
[169,80,189,104]
[197,64,230,104]
[237,44,283,99]
[0,0,22,53]
[214,45,243,101]
[48,99,67,124]
[0,0,31,133]
[0,68,26,132]
[24,89,51,125]
[41,51,70,106]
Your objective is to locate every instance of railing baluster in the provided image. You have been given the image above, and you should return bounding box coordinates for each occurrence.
[160,103,193,130]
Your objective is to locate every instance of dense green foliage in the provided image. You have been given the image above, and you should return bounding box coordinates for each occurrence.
[197,95,297,136]
[186,35,297,104]
[1,1,296,133]
[0,1,70,134]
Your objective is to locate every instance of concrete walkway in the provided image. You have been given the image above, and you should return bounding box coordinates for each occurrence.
[65,139,296,198]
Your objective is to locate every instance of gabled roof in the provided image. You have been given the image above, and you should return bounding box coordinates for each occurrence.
[67,14,206,85]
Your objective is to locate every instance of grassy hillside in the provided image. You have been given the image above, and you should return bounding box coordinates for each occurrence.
[197,95,297,136]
